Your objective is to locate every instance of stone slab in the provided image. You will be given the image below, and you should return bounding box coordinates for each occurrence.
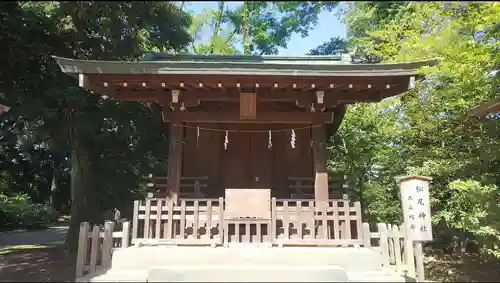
[112,246,384,272]
[147,265,348,282]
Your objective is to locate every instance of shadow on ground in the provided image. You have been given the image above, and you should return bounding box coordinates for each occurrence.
[0,226,68,247]
[0,244,74,282]
[426,251,500,282]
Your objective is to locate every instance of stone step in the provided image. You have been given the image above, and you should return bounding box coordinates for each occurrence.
[82,268,407,282]
[148,265,348,282]
[111,246,385,272]
[346,271,407,282]
[76,269,148,282]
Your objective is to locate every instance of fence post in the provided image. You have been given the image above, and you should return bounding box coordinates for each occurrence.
[218,197,224,245]
[122,221,131,248]
[387,224,395,264]
[101,221,115,268]
[132,200,139,241]
[392,225,402,272]
[271,197,277,245]
[89,225,100,274]
[76,222,90,278]
[144,199,152,239]
[414,242,425,281]
[355,201,362,243]
[377,223,390,268]
[362,222,371,247]
[404,236,416,278]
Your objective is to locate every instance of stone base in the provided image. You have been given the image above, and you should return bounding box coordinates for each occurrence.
[148,265,348,282]
[79,246,408,282]
[112,246,385,272]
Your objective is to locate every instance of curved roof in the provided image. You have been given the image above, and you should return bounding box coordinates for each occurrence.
[53,55,438,78]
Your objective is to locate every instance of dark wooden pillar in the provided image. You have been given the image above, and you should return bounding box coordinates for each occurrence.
[312,125,329,203]
[167,122,184,203]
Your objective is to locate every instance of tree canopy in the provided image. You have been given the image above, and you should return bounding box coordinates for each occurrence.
[336,1,500,257]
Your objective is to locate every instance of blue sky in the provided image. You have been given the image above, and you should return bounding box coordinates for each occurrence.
[184,2,347,56]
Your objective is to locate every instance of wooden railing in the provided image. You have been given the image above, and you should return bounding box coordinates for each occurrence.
[143,175,348,200]
[288,176,348,199]
[142,175,208,198]
[76,221,131,278]
[365,222,425,281]
[273,199,362,245]
[131,197,362,246]
[132,197,224,246]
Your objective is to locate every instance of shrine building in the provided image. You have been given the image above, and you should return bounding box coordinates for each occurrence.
[54,53,435,204]
[55,54,436,249]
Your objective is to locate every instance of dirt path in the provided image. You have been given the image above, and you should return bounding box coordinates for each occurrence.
[0,225,68,247]
[426,252,500,282]
[0,225,74,282]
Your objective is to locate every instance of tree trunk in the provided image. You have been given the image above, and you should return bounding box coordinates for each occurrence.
[50,170,57,210]
[65,129,96,261]
[209,1,225,54]
[242,1,250,55]
[456,229,468,256]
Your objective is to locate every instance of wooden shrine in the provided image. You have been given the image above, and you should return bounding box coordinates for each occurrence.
[56,54,436,246]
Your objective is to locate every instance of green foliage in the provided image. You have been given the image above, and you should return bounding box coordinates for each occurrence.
[227,1,338,55]
[187,4,239,55]
[308,37,348,55]
[361,182,402,224]
[434,180,498,230]
[434,180,500,257]
[0,1,192,256]
[0,1,177,210]
[338,1,500,256]
[187,1,339,55]
[0,194,57,229]
[327,100,405,223]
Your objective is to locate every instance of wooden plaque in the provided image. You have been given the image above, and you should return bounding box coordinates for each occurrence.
[224,188,271,219]
[399,176,433,242]
[240,92,256,120]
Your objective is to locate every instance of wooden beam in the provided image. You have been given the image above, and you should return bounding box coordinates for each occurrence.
[166,123,184,203]
[312,125,329,203]
[113,92,160,101]
[185,89,384,103]
[87,73,408,90]
[162,111,334,124]
[89,83,163,101]
[101,88,386,105]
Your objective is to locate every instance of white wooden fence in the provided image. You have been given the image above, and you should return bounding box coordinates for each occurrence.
[76,221,130,278]
[132,198,363,246]
[76,220,426,281]
[365,222,425,280]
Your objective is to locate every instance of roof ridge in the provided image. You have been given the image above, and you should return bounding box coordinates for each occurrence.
[143,52,344,62]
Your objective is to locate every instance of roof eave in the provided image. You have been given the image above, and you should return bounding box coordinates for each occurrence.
[471,96,500,118]
[53,56,438,78]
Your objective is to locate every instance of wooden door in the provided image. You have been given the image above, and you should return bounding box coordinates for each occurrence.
[222,127,274,191]
[249,131,274,189]
[222,131,250,189]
